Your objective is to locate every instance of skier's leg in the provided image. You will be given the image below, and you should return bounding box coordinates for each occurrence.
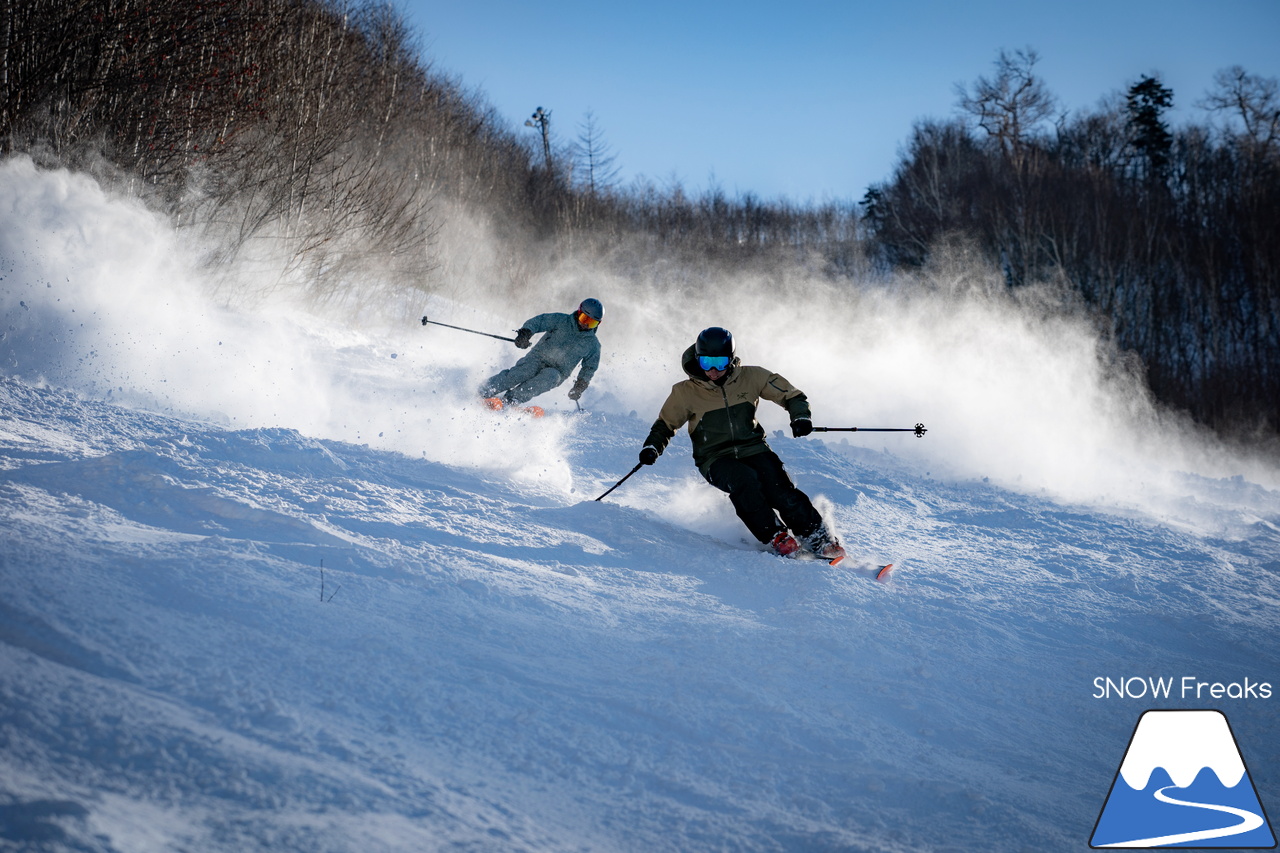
[745,451,826,541]
[505,367,563,405]
[748,452,843,559]
[707,456,786,543]
[479,356,543,399]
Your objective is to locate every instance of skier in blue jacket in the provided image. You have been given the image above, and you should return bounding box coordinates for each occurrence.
[480,298,603,410]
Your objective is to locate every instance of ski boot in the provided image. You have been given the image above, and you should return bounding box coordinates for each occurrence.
[813,541,847,565]
[770,531,800,557]
[805,528,847,565]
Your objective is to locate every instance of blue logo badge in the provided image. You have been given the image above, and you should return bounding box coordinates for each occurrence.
[1092,710,1275,848]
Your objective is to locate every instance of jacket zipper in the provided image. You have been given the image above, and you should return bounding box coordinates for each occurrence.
[718,384,742,458]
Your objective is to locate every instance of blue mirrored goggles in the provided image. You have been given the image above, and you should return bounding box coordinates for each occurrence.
[698,355,731,372]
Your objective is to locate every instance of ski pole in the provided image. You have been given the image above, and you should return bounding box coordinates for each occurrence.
[420,315,517,343]
[595,463,644,501]
[812,423,928,437]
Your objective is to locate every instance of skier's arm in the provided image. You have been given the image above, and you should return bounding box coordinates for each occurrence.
[640,388,688,462]
[759,371,813,434]
[522,313,560,335]
[514,312,557,349]
[640,419,674,463]
[575,341,601,386]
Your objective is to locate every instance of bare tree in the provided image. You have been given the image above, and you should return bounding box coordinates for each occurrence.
[572,109,620,196]
[956,47,1057,165]
[1199,65,1280,155]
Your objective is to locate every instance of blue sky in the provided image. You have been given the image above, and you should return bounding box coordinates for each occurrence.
[396,0,1280,202]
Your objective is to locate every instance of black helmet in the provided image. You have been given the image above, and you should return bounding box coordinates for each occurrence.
[695,327,734,359]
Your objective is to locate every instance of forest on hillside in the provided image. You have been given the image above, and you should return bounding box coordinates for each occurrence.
[2,0,1277,436]
[864,50,1280,438]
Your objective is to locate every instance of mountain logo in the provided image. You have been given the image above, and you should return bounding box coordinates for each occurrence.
[1091,710,1276,848]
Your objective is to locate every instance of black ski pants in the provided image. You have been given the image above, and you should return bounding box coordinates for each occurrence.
[706,449,824,544]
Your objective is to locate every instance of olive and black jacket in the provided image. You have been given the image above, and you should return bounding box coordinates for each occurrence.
[643,345,812,479]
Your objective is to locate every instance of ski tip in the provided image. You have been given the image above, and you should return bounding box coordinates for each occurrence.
[525,405,546,418]
[874,563,895,582]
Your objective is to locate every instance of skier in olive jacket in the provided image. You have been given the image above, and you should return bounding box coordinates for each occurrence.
[480,298,603,409]
[638,326,846,563]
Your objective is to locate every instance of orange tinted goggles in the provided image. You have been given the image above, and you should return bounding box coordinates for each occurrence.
[575,310,601,330]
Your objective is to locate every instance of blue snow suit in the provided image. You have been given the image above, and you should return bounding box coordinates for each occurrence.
[480,311,602,404]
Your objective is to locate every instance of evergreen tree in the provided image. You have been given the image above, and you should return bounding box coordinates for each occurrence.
[1126,75,1175,177]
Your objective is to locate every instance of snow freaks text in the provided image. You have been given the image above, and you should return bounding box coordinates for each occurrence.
[1092,676,1273,700]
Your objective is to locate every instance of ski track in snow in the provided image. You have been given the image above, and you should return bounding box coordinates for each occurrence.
[2,374,1279,852]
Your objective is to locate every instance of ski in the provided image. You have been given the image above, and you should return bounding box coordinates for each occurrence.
[748,538,894,580]
[817,545,847,566]
[805,555,896,581]
[481,398,545,418]
[829,557,895,580]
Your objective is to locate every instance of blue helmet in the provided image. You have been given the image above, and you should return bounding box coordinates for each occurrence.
[577,298,604,321]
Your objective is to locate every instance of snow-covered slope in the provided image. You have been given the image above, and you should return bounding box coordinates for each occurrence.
[2,157,1279,852]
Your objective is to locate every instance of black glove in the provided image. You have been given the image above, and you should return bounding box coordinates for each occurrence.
[568,378,589,400]
[639,446,660,465]
[790,418,814,438]
[514,328,533,349]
